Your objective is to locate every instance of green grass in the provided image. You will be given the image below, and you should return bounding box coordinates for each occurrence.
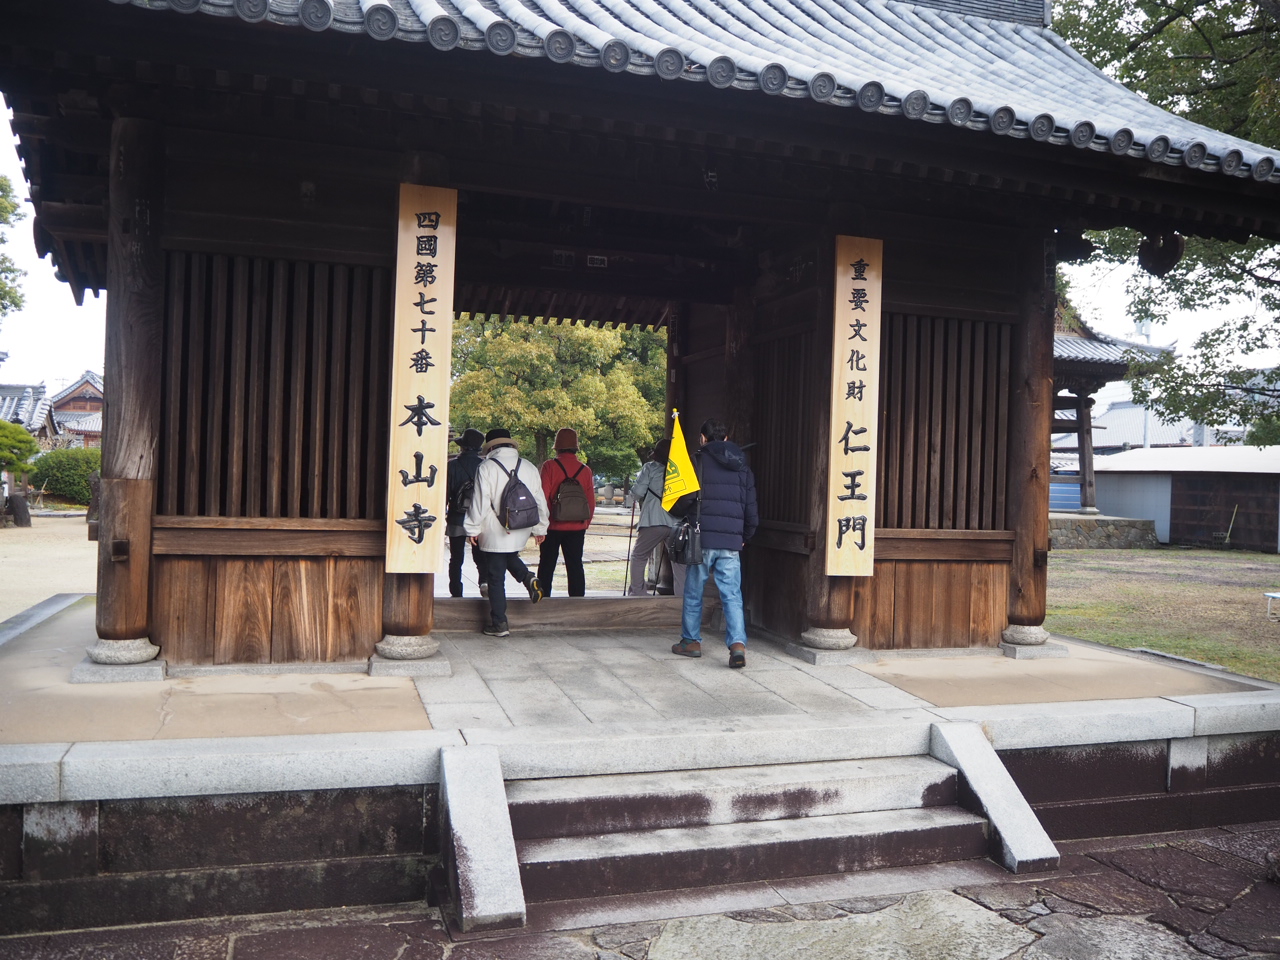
[1045,548,1280,682]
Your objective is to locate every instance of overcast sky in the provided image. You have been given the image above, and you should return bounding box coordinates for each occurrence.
[0,98,1265,399]
[0,101,106,393]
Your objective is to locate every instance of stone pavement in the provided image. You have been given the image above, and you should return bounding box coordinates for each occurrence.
[2,822,1276,959]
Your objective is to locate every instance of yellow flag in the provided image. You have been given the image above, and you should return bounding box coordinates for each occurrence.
[663,409,701,512]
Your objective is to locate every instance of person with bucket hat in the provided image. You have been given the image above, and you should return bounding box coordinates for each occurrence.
[445,428,486,598]
[464,428,549,636]
[538,427,595,597]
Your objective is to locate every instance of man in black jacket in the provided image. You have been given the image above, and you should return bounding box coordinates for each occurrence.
[672,418,759,668]
[445,428,486,597]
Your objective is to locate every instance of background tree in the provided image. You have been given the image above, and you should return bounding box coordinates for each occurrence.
[0,420,38,475]
[1054,1,1280,431]
[0,174,25,318]
[450,317,666,481]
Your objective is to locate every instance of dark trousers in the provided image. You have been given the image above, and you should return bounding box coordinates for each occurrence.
[448,535,485,597]
[538,528,586,597]
[480,550,531,625]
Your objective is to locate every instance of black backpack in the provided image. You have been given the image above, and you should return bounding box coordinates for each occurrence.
[448,477,475,520]
[492,458,541,531]
[550,460,591,523]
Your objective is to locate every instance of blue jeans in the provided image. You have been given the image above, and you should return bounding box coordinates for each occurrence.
[681,548,747,648]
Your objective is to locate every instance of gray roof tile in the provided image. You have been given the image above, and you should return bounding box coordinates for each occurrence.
[117,0,1280,181]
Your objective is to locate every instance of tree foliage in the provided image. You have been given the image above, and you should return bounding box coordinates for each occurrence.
[0,420,38,473]
[30,447,101,504]
[449,317,667,482]
[0,174,25,318]
[1054,1,1280,430]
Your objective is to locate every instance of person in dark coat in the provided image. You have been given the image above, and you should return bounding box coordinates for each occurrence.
[672,418,758,668]
[445,428,487,597]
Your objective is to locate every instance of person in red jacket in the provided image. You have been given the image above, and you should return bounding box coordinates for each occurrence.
[538,428,595,597]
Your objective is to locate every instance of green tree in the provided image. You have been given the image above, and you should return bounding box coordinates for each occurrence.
[449,317,666,482]
[0,421,38,474]
[1055,2,1280,429]
[1246,414,1280,444]
[0,174,25,317]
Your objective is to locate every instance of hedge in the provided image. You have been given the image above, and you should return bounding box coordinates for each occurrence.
[31,447,102,504]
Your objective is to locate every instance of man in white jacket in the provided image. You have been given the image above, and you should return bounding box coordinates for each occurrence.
[464,428,550,637]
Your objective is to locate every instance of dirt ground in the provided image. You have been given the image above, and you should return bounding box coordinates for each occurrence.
[1045,547,1280,682]
[0,515,97,622]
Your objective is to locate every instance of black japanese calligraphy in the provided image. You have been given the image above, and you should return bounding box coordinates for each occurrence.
[399,451,438,488]
[414,294,437,315]
[836,515,867,551]
[411,319,436,343]
[410,349,435,373]
[839,422,870,456]
[848,318,868,341]
[846,380,865,401]
[837,469,867,502]
[415,211,441,230]
[848,288,870,312]
[850,258,870,281]
[416,235,438,258]
[396,503,437,544]
[848,349,868,372]
[414,262,437,287]
[400,396,441,435]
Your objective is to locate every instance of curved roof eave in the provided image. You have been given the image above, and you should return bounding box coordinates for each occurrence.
[111,0,1280,185]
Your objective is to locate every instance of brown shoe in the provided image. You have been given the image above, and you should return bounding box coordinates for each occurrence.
[729,643,746,668]
[672,639,701,658]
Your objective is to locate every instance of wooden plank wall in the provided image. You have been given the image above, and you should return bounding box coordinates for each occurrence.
[878,314,1011,531]
[1169,473,1280,554]
[156,252,391,518]
[151,252,393,664]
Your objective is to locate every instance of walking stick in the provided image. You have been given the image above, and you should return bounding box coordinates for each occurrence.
[622,497,637,596]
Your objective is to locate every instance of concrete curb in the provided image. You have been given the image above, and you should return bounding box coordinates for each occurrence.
[929,722,1059,874]
[0,593,90,649]
[441,745,526,931]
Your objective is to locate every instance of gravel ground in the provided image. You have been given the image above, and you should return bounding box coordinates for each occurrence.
[0,516,97,622]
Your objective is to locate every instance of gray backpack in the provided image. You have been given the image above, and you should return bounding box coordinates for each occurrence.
[551,460,591,523]
[493,458,540,531]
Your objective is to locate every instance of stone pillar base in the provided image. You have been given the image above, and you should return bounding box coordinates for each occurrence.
[87,637,160,665]
[376,635,441,660]
[1002,625,1049,646]
[1077,507,1101,515]
[798,627,860,650]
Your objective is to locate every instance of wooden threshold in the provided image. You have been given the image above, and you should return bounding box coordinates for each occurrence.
[152,516,384,556]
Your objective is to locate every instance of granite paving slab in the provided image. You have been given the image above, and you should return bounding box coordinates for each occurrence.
[1091,847,1252,907]
[1197,828,1280,867]
[1038,869,1172,916]
[646,890,1034,960]
[1206,882,1280,954]
[1023,914,1205,959]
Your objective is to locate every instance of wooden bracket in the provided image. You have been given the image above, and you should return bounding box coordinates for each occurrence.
[110,539,130,562]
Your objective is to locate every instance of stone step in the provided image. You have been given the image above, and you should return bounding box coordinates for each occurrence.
[507,756,957,840]
[516,806,988,902]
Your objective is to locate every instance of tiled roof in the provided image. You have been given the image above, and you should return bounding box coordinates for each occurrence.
[1053,332,1165,365]
[55,411,104,433]
[51,370,104,404]
[120,0,1280,182]
[0,383,54,434]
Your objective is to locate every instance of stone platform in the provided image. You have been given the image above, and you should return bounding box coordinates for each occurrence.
[1,596,1278,944]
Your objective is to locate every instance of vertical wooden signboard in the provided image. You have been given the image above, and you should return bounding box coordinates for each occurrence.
[826,236,884,577]
[385,184,458,573]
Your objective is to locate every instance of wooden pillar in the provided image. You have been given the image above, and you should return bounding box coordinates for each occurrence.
[1005,234,1055,627]
[723,287,755,447]
[381,572,434,636]
[665,303,684,421]
[1076,394,1097,512]
[90,119,164,663]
